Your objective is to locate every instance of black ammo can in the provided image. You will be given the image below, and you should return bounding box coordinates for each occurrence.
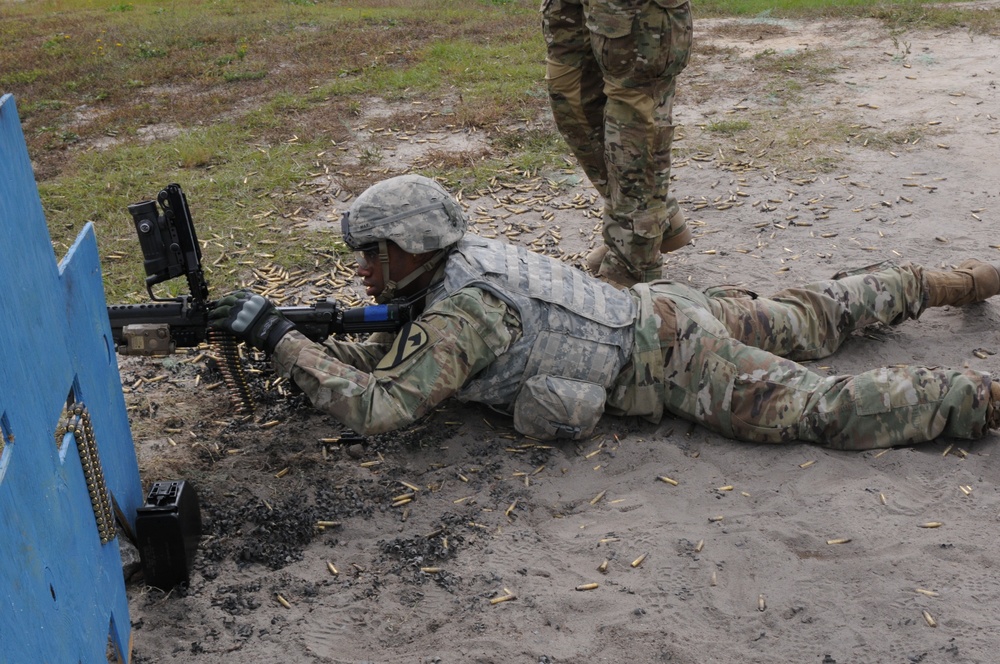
[135,480,201,589]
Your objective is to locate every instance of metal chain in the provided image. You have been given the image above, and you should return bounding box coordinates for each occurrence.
[58,403,116,544]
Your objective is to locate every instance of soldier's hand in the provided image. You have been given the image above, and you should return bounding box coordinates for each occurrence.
[208,290,294,353]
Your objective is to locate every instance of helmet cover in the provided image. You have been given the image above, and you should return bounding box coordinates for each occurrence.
[341,174,467,253]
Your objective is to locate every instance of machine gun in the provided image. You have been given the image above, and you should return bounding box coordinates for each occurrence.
[106,183,410,411]
[107,183,410,355]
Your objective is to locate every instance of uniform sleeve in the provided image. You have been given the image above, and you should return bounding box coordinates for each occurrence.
[270,288,517,434]
[303,332,396,373]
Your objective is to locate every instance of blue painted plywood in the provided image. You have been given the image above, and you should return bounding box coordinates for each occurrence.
[0,93,143,663]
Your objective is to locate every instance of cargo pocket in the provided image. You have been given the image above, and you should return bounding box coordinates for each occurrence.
[693,351,736,438]
[669,350,736,439]
[514,375,607,441]
[852,370,892,416]
[587,6,638,81]
[729,375,810,444]
[652,0,693,78]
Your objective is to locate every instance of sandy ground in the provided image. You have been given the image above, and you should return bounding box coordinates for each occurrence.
[123,15,1000,664]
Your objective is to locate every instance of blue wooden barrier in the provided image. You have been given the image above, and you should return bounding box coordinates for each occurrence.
[0,93,143,662]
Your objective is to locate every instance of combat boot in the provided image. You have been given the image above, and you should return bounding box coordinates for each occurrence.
[659,208,692,253]
[988,381,1000,430]
[585,245,608,275]
[587,209,692,275]
[597,261,638,289]
[925,259,1000,307]
[584,244,640,288]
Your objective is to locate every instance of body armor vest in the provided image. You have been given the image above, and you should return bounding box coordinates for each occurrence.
[428,236,636,416]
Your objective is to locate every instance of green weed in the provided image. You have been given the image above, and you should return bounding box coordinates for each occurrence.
[705,119,752,135]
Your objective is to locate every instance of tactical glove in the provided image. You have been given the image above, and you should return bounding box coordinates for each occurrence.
[208,290,295,354]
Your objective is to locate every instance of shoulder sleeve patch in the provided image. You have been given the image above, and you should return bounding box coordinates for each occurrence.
[376,322,432,371]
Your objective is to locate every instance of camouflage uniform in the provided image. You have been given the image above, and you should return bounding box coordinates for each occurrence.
[542,0,694,281]
[613,263,993,450]
[272,249,994,450]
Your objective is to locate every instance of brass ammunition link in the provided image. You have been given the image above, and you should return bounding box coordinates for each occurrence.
[57,403,116,544]
[208,328,256,416]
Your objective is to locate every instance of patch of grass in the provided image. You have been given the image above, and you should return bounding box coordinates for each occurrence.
[851,126,925,150]
[416,128,567,192]
[222,70,268,83]
[1,70,43,86]
[752,48,841,81]
[39,118,324,300]
[18,99,65,117]
[705,119,752,135]
[136,43,168,59]
[321,35,545,126]
[695,0,983,20]
[693,2,1000,35]
[358,145,384,168]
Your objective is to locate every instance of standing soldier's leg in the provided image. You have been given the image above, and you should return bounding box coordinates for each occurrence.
[599,76,676,283]
[542,0,609,198]
[590,0,693,284]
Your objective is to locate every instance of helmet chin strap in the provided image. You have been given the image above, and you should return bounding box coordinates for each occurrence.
[375,241,449,304]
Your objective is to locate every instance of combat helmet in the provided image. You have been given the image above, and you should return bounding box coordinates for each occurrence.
[342,174,466,253]
[341,174,467,302]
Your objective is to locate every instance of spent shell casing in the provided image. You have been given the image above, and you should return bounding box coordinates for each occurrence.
[327,562,339,576]
[657,476,679,486]
[915,588,938,597]
[590,490,607,505]
[923,610,937,627]
[576,583,599,591]
[758,594,766,612]
[276,594,291,609]
[919,522,943,528]
[826,538,851,545]
[598,559,609,574]
[490,594,516,605]
[631,553,647,568]
[694,539,704,553]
